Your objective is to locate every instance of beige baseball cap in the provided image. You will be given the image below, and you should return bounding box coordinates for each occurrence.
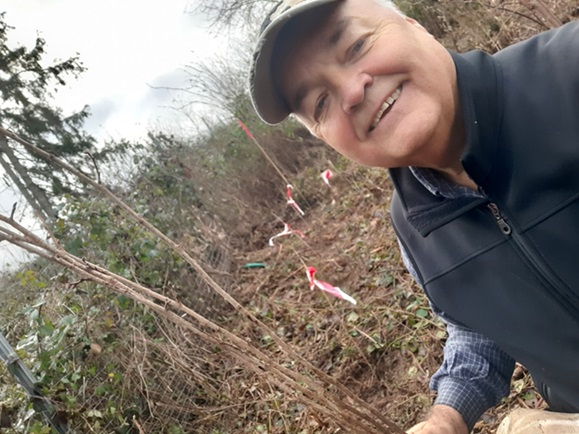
[249,0,341,125]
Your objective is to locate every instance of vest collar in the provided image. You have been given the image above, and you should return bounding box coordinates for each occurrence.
[451,50,503,190]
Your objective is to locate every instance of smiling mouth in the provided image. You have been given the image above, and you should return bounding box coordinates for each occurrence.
[369,86,402,132]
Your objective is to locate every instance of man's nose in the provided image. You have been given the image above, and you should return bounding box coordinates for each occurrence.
[340,72,373,114]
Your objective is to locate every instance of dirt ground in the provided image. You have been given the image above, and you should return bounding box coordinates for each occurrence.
[228,163,544,433]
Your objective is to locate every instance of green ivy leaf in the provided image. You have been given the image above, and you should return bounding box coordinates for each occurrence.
[415,308,428,318]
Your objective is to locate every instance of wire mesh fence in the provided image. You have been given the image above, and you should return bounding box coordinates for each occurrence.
[0,227,238,434]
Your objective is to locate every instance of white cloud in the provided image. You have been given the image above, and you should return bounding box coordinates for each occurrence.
[3,0,225,141]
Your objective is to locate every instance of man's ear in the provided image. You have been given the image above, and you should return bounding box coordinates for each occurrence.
[405,16,432,35]
[289,113,320,139]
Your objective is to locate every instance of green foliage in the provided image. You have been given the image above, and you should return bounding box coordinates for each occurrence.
[28,421,52,434]
[1,267,159,433]
[17,300,80,384]
[16,270,47,290]
[54,192,186,289]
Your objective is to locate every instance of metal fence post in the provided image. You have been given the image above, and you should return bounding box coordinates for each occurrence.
[0,331,68,433]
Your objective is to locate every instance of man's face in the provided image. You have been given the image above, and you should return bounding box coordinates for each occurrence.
[277,0,463,169]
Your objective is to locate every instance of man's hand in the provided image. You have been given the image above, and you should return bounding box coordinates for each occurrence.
[406,405,469,434]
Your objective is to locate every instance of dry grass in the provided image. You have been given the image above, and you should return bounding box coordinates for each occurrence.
[221,161,542,433]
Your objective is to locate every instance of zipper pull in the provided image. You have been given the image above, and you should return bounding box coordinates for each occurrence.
[487,203,512,235]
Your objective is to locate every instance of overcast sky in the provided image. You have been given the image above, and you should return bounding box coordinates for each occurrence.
[1,0,229,269]
[3,0,227,141]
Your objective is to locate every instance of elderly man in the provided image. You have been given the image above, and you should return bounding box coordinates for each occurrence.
[248,0,579,433]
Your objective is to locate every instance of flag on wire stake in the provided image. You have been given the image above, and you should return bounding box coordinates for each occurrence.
[269,223,306,246]
[321,169,333,187]
[286,184,305,216]
[237,119,254,139]
[306,266,357,305]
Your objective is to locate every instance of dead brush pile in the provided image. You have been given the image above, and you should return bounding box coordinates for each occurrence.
[214,162,539,434]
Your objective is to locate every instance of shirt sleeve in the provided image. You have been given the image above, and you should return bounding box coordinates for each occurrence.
[398,240,515,430]
[430,319,515,431]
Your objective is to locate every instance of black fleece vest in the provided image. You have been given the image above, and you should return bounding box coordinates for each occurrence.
[390,22,579,411]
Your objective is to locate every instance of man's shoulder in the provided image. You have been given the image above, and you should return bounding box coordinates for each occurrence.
[494,21,579,61]
[492,20,579,91]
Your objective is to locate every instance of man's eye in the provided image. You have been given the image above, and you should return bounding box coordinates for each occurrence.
[349,37,366,58]
[314,94,327,120]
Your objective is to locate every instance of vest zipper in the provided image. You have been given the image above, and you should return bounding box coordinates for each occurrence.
[485,200,579,317]
[487,203,512,235]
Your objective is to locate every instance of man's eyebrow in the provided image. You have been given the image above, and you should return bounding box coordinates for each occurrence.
[328,18,351,47]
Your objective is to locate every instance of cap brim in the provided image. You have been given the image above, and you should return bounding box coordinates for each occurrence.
[249,0,341,125]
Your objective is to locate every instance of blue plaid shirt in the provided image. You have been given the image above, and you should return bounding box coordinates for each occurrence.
[400,167,515,431]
